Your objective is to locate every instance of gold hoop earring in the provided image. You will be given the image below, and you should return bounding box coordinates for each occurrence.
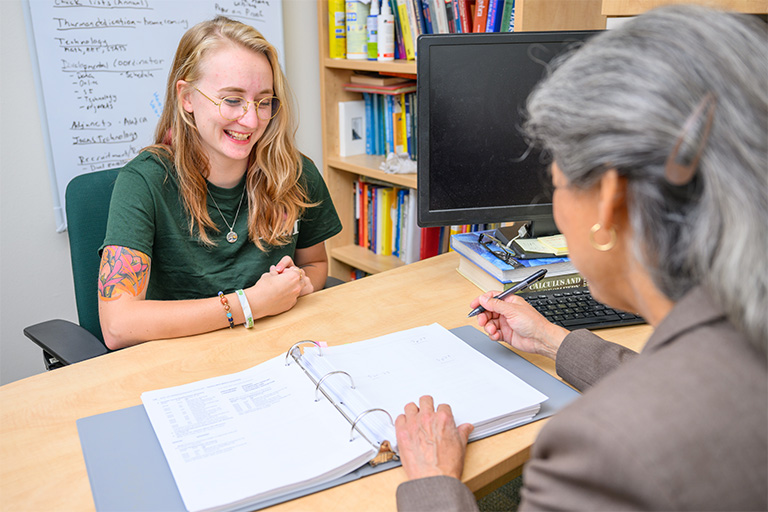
[589,223,617,252]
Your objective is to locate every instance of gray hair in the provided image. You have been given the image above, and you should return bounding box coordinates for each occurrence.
[524,5,768,351]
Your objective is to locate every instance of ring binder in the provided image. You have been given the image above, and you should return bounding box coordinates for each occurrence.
[350,408,393,442]
[284,340,323,366]
[315,370,355,402]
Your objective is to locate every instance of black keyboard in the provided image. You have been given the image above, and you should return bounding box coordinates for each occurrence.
[518,287,645,330]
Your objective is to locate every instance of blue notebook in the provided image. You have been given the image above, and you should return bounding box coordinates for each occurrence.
[77,326,579,511]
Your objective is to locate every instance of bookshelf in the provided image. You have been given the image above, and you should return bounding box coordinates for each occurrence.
[316,1,606,281]
[601,0,768,15]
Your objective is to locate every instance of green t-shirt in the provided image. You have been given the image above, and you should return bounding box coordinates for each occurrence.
[101,151,342,300]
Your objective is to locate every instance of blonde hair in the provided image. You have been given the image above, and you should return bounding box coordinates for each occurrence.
[148,16,312,248]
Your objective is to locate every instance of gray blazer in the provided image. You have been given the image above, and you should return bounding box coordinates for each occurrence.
[396,287,768,511]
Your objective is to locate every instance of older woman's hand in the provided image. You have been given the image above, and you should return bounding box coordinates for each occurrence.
[472,292,569,360]
[395,395,474,481]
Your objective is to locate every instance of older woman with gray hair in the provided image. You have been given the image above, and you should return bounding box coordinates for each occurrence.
[394,5,767,511]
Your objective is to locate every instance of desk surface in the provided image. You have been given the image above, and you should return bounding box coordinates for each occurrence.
[0,252,651,512]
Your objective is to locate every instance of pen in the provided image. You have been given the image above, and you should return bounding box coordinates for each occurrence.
[467,268,548,318]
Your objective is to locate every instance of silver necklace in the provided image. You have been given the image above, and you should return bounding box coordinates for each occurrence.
[208,187,246,243]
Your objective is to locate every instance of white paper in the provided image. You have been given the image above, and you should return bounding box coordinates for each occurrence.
[302,323,548,446]
[142,356,377,512]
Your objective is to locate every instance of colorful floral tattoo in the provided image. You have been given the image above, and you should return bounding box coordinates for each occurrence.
[98,246,150,301]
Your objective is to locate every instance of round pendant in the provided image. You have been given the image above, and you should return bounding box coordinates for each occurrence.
[226,230,238,243]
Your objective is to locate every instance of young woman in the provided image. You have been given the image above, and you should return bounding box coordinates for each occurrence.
[98,17,341,349]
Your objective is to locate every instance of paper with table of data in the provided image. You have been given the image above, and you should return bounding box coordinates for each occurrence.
[141,323,548,512]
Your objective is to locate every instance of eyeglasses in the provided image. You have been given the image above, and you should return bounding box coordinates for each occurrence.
[192,86,281,121]
[478,232,522,268]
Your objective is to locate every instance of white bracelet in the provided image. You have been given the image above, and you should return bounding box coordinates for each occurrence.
[235,289,254,328]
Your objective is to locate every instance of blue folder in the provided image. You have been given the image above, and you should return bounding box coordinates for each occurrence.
[77,325,579,511]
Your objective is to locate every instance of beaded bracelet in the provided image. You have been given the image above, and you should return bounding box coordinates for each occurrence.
[217,291,234,329]
[235,289,254,328]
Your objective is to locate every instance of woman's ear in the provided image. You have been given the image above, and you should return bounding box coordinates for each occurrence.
[177,80,194,113]
[596,169,628,229]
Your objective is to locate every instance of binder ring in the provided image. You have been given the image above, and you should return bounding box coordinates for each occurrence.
[314,371,355,402]
[284,340,323,366]
[350,408,393,442]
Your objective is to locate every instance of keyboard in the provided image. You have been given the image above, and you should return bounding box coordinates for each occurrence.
[518,286,645,330]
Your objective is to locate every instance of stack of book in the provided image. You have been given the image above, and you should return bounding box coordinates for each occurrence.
[450,230,584,293]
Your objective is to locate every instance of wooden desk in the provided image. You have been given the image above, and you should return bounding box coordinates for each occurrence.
[0,252,651,511]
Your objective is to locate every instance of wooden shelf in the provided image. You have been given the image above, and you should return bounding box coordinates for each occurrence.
[323,58,416,75]
[331,245,406,275]
[602,0,768,15]
[326,154,417,189]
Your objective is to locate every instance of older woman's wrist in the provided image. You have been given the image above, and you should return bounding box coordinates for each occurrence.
[538,324,569,360]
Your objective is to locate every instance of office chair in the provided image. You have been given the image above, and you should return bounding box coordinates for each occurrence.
[24,168,346,370]
[24,168,119,370]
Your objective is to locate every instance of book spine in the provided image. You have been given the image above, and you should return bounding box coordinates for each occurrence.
[457,0,472,34]
[405,0,422,56]
[384,95,394,154]
[410,0,426,35]
[388,0,406,60]
[473,0,488,32]
[444,0,456,32]
[395,0,416,60]
[420,0,433,34]
[329,0,347,59]
[363,92,374,155]
[500,0,514,32]
[431,0,449,33]
[485,0,502,32]
[378,94,386,154]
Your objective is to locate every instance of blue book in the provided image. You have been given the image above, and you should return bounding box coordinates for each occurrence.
[450,230,573,283]
[420,0,433,34]
[384,95,394,155]
[485,0,503,32]
[452,0,462,32]
[363,93,375,155]
[371,93,381,154]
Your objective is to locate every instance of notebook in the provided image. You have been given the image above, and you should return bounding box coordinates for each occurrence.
[77,325,580,512]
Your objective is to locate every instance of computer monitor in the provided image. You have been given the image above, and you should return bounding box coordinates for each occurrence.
[416,30,599,235]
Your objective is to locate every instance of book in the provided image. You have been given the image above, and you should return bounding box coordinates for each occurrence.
[338,100,366,157]
[343,82,417,95]
[349,73,412,86]
[395,0,416,59]
[500,0,515,32]
[485,0,504,32]
[457,253,585,293]
[456,0,472,34]
[141,323,548,512]
[514,234,569,257]
[362,92,375,154]
[420,0,434,33]
[430,0,449,33]
[450,230,575,282]
[472,0,489,32]
[420,226,442,259]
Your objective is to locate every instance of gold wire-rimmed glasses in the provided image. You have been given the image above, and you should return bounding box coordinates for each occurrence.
[192,85,281,121]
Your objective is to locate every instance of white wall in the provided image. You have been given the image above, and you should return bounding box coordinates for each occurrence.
[0,0,322,385]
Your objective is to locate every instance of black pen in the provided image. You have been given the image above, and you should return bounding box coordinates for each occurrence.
[467,268,548,318]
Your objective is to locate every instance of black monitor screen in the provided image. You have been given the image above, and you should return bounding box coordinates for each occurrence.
[417,31,598,234]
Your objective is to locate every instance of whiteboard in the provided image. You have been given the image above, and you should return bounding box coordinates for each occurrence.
[23,0,284,231]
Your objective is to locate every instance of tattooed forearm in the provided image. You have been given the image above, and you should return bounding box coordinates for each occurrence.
[98,246,150,301]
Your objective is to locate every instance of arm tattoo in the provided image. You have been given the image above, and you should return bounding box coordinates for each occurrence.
[98,246,150,301]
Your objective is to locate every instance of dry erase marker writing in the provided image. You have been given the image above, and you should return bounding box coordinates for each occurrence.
[467,268,548,318]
